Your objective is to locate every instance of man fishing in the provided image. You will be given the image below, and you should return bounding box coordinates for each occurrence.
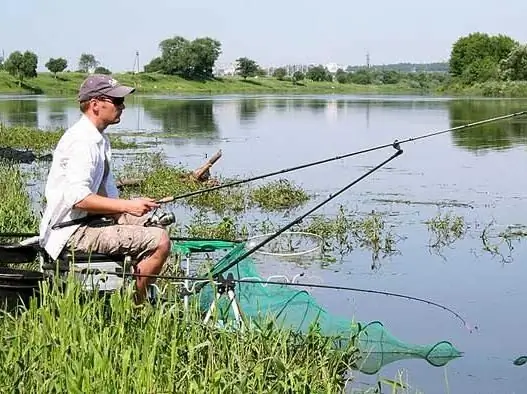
[39,74,170,303]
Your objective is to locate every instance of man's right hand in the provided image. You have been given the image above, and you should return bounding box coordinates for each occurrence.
[124,198,160,216]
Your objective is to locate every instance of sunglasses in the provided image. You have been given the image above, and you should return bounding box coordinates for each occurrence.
[95,96,125,106]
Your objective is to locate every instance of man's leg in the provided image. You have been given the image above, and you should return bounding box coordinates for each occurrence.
[68,222,170,303]
[133,230,170,303]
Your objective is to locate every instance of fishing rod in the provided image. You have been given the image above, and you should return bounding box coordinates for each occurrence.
[50,110,527,230]
[86,269,473,331]
[152,110,527,204]
[191,145,403,294]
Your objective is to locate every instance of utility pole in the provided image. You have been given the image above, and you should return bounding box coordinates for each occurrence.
[366,51,370,69]
[133,51,140,74]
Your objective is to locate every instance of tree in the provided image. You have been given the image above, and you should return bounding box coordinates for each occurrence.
[94,66,111,75]
[292,71,304,84]
[78,53,99,73]
[45,57,68,78]
[335,68,349,84]
[188,37,222,79]
[499,44,527,81]
[449,33,518,83]
[349,69,373,85]
[381,70,400,84]
[156,36,221,79]
[4,51,38,86]
[144,57,164,73]
[306,65,331,82]
[273,67,287,80]
[235,57,259,79]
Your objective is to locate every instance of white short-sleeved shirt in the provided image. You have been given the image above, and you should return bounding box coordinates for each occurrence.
[39,115,119,260]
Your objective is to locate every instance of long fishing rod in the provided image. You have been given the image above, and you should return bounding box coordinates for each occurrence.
[191,146,403,295]
[86,269,473,331]
[51,110,527,230]
[154,110,527,204]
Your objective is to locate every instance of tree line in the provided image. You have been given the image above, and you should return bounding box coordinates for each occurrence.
[0,32,526,87]
[0,52,112,85]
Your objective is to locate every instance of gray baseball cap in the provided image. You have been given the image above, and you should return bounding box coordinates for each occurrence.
[78,74,135,102]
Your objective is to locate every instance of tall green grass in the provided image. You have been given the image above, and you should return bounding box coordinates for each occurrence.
[0,161,39,233]
[0,277,357,393]
[0,158,360,393]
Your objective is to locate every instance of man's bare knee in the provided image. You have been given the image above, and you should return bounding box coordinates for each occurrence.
[156,230,170,259]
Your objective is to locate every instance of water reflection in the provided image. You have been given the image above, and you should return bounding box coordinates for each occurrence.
[0,99,38,128]
[1,95,527,154]
[46,100,69,129]
[141,98,219,138]
[449,100,527,152]
[238,99,266,124]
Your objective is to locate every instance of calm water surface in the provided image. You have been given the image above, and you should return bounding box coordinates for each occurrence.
[2,94,527,394]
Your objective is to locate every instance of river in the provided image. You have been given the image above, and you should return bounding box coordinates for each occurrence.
[1,93,527,393]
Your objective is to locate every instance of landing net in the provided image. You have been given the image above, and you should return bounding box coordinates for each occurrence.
[172,240,462,375]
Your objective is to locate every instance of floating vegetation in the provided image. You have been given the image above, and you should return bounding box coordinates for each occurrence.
[353,211,400,269]
[250,179,310,211]
[480,221,527,263]
[249,206,399,266]
[179,211,249,241]
[425,211,467,257]
[0,124,136,152]
[117,153,310,214]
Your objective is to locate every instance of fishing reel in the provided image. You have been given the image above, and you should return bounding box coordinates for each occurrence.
[144,211,176,228]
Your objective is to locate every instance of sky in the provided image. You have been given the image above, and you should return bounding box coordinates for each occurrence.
[1,0,526,72]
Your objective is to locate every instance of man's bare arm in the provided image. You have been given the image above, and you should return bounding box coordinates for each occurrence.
[74,194,159,217]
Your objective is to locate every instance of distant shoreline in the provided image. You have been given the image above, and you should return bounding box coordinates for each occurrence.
[1,71,527,98]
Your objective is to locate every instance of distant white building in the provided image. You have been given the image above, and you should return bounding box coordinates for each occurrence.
[214,62,237,76]
[324,62,345,73]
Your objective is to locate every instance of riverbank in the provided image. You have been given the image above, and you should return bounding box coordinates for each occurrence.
[3,70,527,98]
[0,70,432,96]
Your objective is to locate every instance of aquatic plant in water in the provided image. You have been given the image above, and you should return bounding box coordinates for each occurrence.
[425,211,467,258]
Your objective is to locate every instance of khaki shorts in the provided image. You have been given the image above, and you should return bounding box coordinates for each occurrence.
[67,213,167,260]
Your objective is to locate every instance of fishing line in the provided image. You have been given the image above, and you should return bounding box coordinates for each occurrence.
[76,269,473,331]
[155,110,527,203]
[195,147,403,289]
[48,111,526,230]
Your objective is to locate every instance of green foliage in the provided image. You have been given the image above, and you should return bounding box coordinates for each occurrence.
[272,67,287,80]
[250,179,310,211]
[349,69,373,85]
[143,57,164,73]
[156,36,221,80]
[0,279,355,392]
[335,68,349,84]
[4,51,38,85]
[499,44,527,81]
[94,66,111,75]
[78,53,99,73]
[380,70,401,84]
[0,161,39,233]
[292,71,304,83]
[235,57,259,79]
[449,32,519,84]
[0,124,136,152]
[425,212,466,256]
[306,65,332,82]
[45,57,68,77]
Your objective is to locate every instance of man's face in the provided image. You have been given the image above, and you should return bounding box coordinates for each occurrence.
[92,96,126,126]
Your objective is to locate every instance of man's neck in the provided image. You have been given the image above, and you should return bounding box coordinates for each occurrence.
[84,113,107,133]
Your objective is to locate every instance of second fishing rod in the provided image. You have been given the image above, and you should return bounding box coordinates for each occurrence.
[52,110,527,230]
